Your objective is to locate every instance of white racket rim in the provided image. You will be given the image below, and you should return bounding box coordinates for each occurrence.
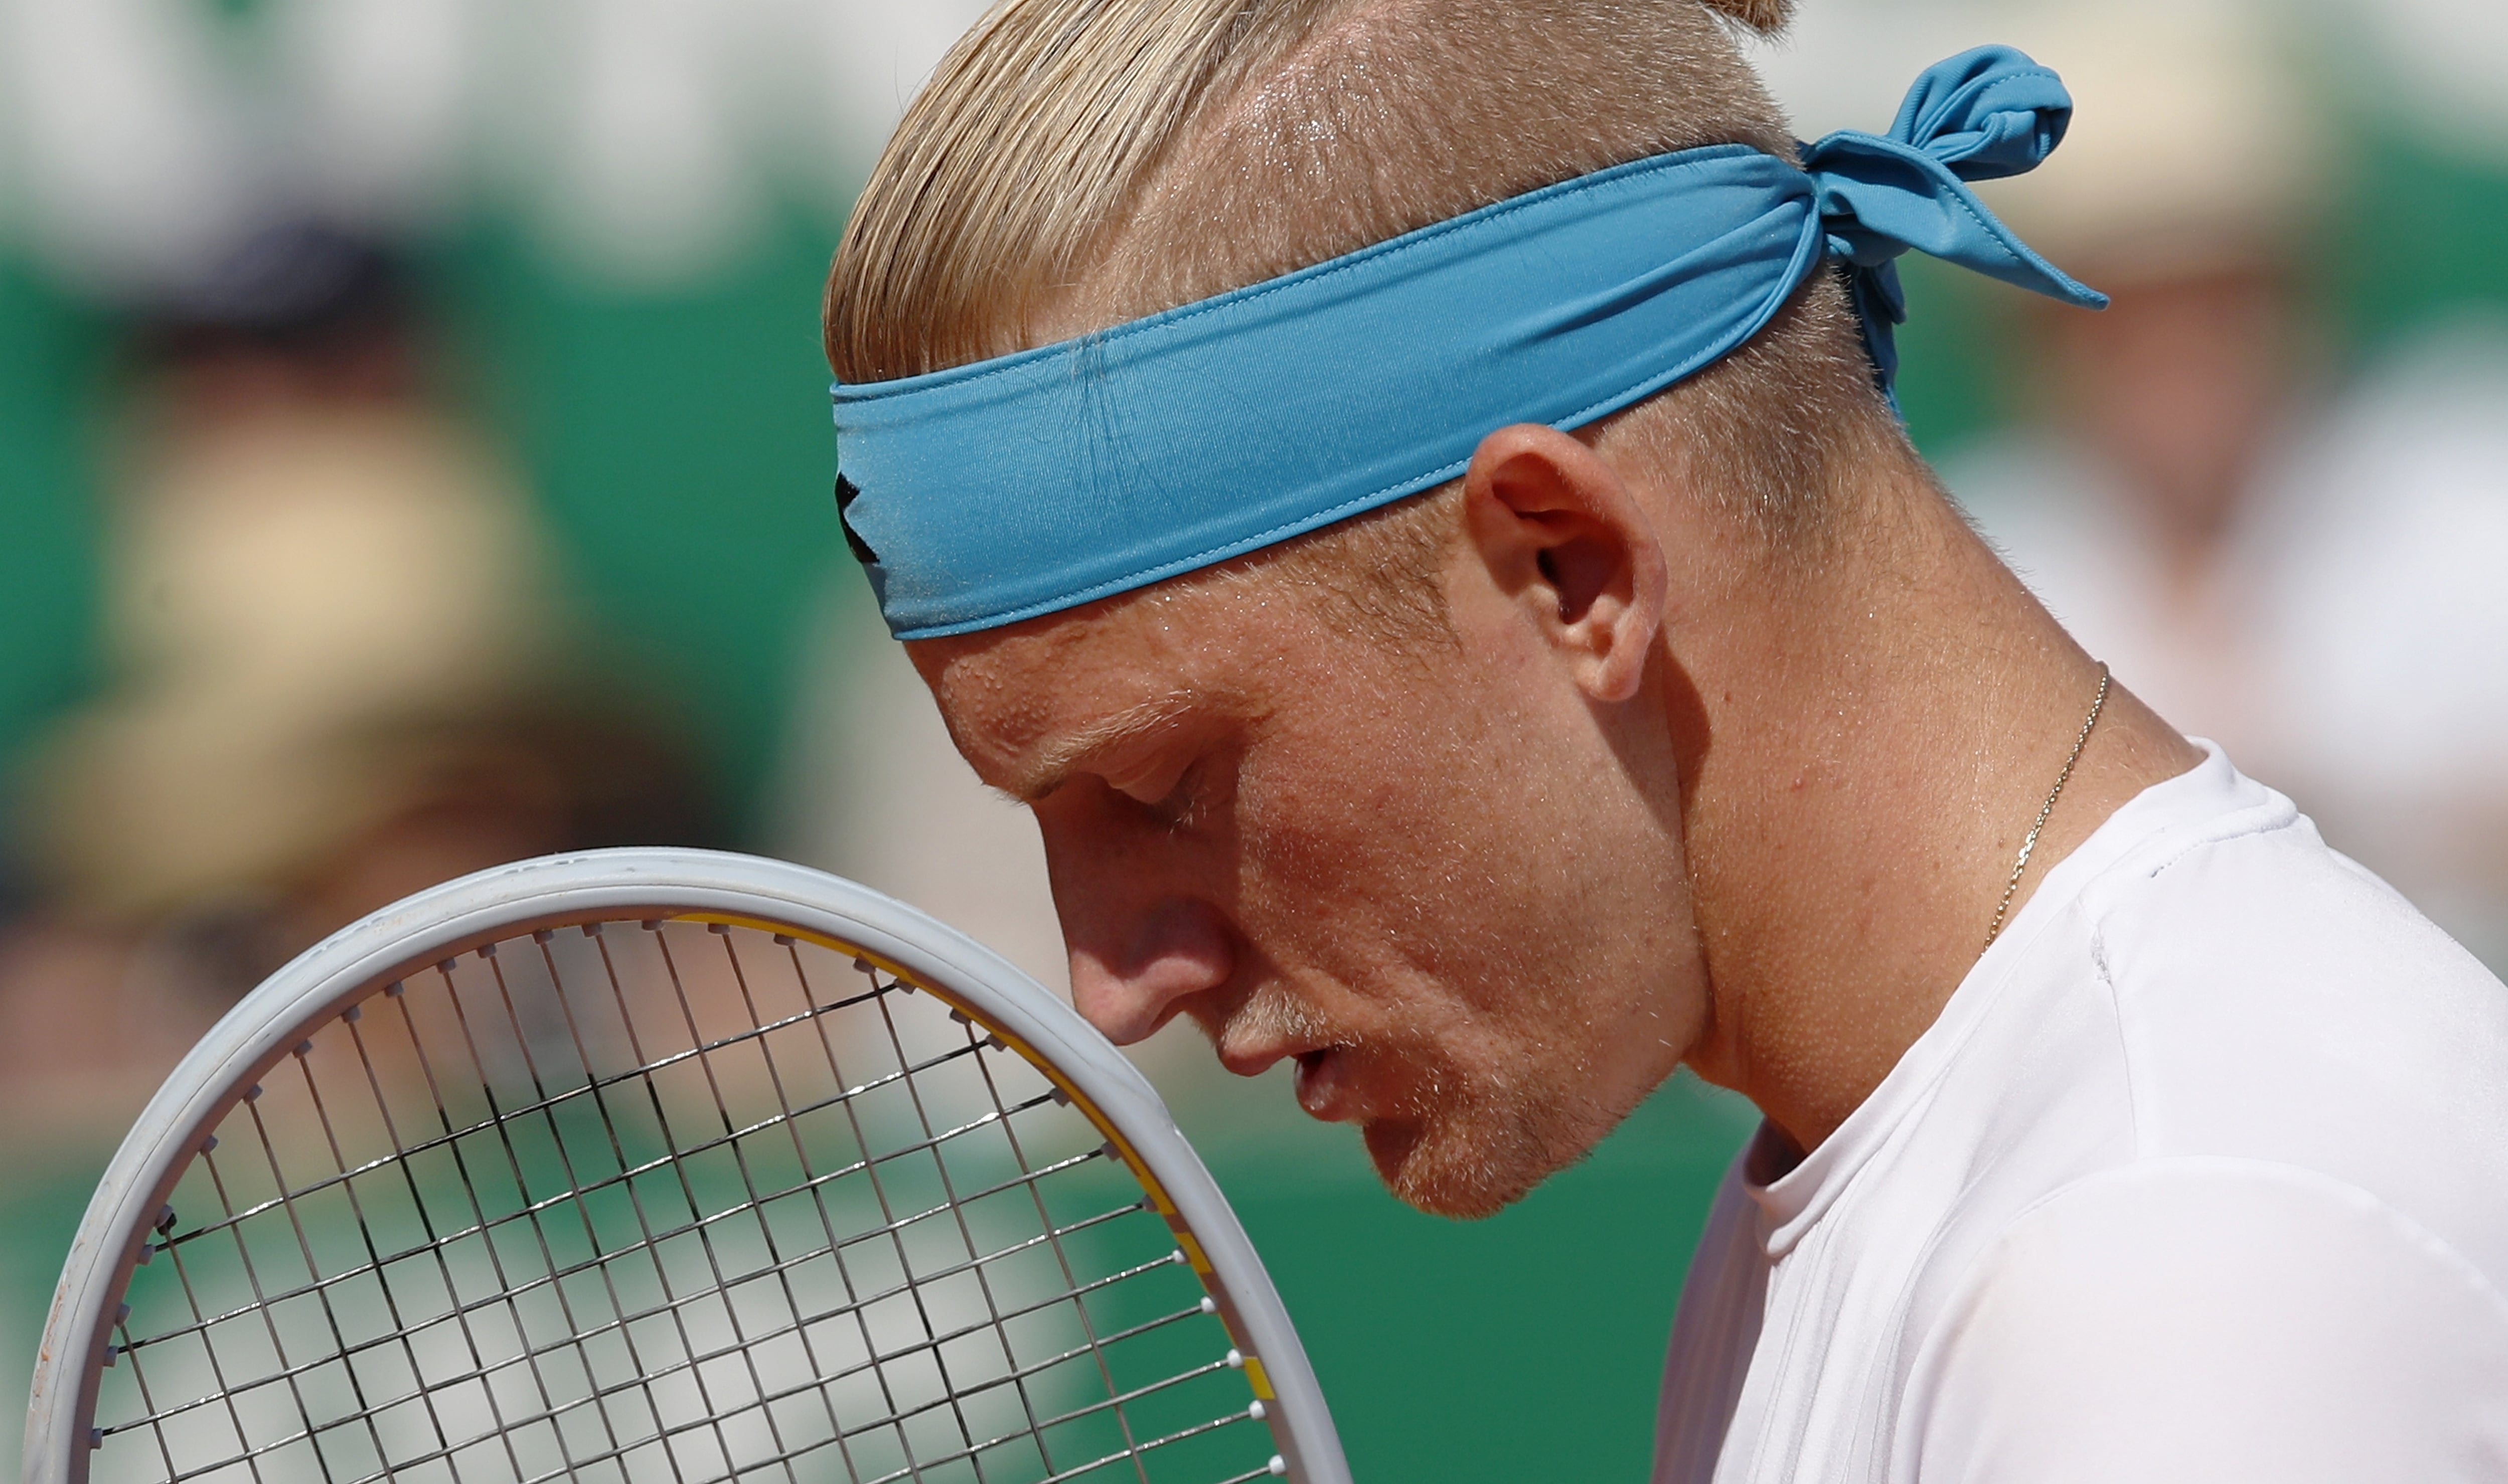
[23,848,1349,1484]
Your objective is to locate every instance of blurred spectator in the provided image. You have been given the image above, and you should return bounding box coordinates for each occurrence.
[0,224,718,1144]
[1950,0,2508,965]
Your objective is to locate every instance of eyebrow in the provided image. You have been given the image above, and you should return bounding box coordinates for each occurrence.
[1001,694,1201,804]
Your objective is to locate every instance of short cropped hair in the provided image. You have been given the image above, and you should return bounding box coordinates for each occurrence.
[825,0,1903,588]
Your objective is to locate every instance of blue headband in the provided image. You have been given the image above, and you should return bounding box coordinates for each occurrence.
[834,45,2103,640]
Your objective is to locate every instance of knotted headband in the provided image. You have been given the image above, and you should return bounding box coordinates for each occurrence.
[834,45,2104,639]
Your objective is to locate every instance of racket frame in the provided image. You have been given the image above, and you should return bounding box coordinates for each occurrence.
[24,849,1350,1484]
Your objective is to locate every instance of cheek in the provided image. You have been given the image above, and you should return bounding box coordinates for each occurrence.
[1236,716,1448,902]
[1227,692,1568,996]
[1223,665,1700,1083]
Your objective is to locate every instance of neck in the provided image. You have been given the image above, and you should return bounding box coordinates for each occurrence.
[1671,455,2202,1150]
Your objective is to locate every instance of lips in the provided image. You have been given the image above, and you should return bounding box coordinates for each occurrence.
[1207,993,1366,1119]
[1294,1047,1360,1121]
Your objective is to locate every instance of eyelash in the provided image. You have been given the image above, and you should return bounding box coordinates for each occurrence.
[1140,758,1210,833]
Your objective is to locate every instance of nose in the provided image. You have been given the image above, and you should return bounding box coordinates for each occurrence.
[1063,896,1235,1045]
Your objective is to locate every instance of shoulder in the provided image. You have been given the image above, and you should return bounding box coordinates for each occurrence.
[2086,788,2484,993]
[1901,1157,2508,1484]
[2065,796,2508,1272]
[2082,798,2505,1065]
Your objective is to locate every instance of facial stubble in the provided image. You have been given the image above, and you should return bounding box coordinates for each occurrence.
[1211,977,1623,1219]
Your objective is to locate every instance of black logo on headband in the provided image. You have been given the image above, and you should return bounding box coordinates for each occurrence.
[834,474,879,567]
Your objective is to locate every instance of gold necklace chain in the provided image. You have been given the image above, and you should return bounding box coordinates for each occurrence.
[1983,663,2111,950]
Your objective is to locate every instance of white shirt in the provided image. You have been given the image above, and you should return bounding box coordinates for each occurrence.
[1653,746,2508,1483]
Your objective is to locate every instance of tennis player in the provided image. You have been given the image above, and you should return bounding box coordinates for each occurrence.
[819,1,2508,1476]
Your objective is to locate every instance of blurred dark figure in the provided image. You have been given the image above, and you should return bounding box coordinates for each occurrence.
[0,224,719,1147]
[1953,0,2508,965]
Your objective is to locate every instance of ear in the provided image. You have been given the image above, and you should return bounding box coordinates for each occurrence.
[1459,423,1668,704]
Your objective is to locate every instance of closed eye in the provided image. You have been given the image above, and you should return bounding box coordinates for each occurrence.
[1146,760,1206,831]
[1113,752,1224,834]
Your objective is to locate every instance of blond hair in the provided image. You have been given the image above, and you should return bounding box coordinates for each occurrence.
[825,0,1901,598]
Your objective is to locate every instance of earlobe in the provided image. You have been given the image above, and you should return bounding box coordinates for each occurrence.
[1461,424,1668,703]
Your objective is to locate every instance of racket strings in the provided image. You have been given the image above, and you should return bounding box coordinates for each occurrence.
[124,1088,1145,1444]
[121,1191,1152,1459]
[173,1040,1051,1316]
[122,967,1093,1484]
[168,974,926,1253]
[943,984,1131,1472]
[96,920,1270,1484]
[138,1134,1120,1379]
[853,957,1139,1474]
[171,948,1119,1484]
[135,1194,1173,1484]
[436,931,775,1484]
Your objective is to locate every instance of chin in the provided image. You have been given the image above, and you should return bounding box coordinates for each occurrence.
[1361,1108,1562,1221]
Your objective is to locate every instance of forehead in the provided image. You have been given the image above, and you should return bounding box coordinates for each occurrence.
[906,577,1309,787]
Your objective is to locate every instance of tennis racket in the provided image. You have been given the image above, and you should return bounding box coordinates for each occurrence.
[24,849,1349,1484]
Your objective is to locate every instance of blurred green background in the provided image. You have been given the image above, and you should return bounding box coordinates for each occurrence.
[5,1,2508,1479]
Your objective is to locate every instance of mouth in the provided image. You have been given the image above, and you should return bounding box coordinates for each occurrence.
[1205,998,1363,1120]
[1293,1047,1357,1122]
